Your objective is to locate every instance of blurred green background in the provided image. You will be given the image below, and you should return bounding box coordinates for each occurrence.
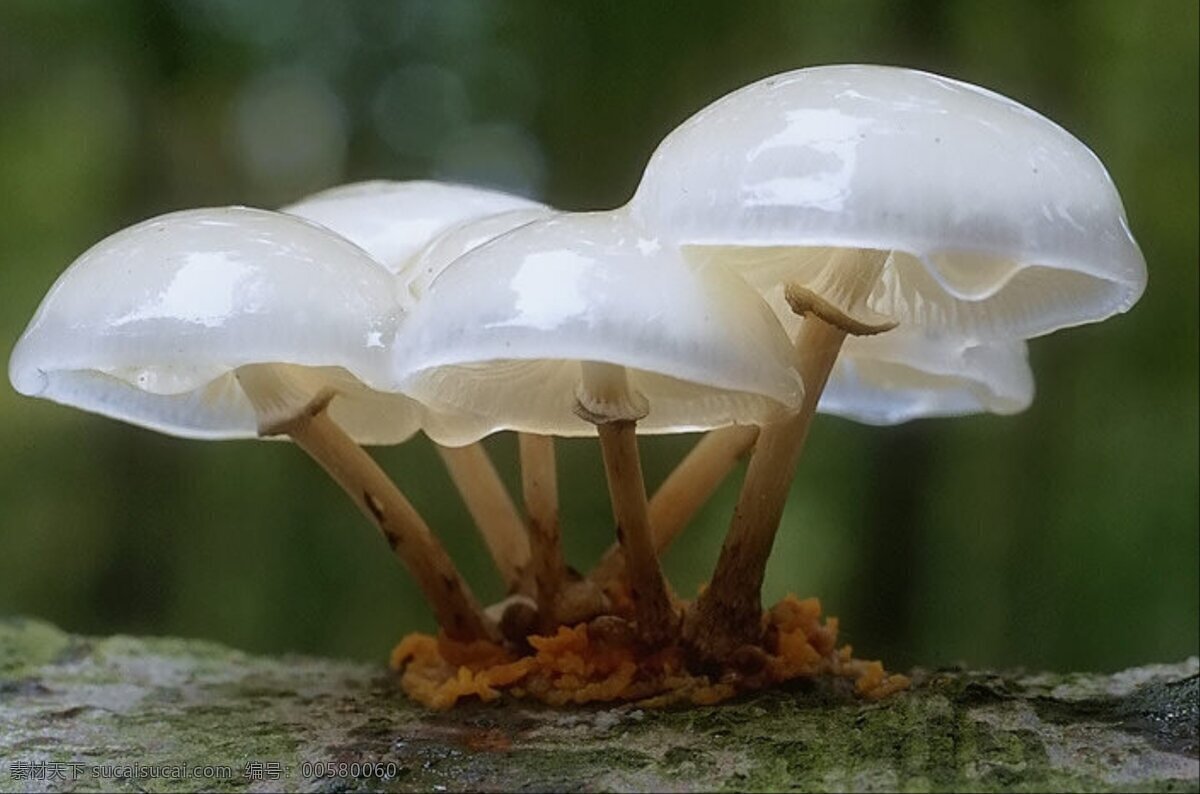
[1,0,1196,673]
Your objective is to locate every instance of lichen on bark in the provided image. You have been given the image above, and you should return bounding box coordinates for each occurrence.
[0,617,1196,792]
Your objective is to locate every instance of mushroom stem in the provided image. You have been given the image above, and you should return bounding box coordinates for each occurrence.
[683,319,845,660]
[284,405,498,642]
[596,421,680,644]
[589,424,759,589]
[578,361,678,645]
[234,362,498,644]
[684,248,891,663]
[436,443,532,595]
[518,433,569,628]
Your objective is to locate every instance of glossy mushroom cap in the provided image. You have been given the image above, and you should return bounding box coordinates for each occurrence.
[393,211,804,446]
[403,207,555,303]
[825,334,1033,424]
[760,285,1034,424]
[9,207,417,443]
[283,180,543,275]
[631,65,1147,340]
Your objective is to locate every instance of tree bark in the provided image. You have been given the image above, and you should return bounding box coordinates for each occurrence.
[0,617,1195,792]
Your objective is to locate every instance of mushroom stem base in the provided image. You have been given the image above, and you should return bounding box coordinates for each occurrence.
[437,443,531,595]
[596,420,679,646]
[589,424,759,589]
[684,317,847,663]
[285,406,497,643]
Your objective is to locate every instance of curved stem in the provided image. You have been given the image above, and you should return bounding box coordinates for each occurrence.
[683,248,892,663]
[589,424,759,588]
[288,407,497,643]
[437,443,531,594]
[684,318,846,660]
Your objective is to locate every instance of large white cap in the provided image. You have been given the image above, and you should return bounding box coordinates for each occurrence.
[631,65,1147,340]
[761,285,1035,424]
[282,180,543,275]
[9,207,418,443]
[393,211,804,446]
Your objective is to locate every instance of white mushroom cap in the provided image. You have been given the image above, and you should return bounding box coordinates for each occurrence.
[825,335,1033,425]
[403,207,555,303]
[9,207,418,443]
[393,211,804,446]
[631,65,1147,340]
[761,285,1034,424]
[282,180,543,275]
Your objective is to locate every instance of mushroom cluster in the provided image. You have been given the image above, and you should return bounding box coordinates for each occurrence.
[9,65,1145,708]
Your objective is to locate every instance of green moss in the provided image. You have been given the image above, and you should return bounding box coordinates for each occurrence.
[0,616,71,683]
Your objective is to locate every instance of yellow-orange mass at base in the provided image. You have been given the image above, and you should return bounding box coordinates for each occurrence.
[391,595,910,710]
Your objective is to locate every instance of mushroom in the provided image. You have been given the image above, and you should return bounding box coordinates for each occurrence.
[286,180,551,596]
[393,210,804,643]
[8,206,496,642]
[627,64,1147,660]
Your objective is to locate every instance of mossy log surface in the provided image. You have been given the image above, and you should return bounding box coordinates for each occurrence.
[0,617,1196,793]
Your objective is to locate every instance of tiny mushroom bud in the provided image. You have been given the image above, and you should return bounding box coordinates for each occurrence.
[628,64,1147,661]
[393,210,804,643]
[8,207,495,643]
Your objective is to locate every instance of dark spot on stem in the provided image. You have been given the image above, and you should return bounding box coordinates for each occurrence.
[364,491,386,523]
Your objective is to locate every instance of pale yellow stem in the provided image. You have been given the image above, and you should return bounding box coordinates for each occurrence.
[596,420,678,645]
[683,318,845,660]
[519,432,568,627]
[683,248,892,662]
[287,407,497,643]
[589,424,759,588]
[577,360,678,644]
[437,443,531,594]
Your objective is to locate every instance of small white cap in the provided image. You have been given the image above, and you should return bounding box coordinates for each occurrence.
[632,65,1147,340]
[403,207,555,303]
[282,180,543,275]
[393,211,804,445]
[762,285,1034,424]
[9,207,418,443]
[825,334,1033,424]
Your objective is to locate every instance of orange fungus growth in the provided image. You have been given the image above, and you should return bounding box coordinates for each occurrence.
[390,595,909,710]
